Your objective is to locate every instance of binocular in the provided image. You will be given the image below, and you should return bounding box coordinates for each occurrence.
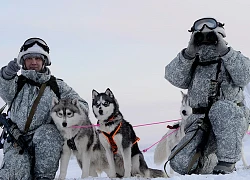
[194,31,218,45]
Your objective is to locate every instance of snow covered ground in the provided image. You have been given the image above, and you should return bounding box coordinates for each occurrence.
[1,129,250,180]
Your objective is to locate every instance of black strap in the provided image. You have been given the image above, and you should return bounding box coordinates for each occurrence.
[215,59,222,81]
[47,76,61,99]
[7,75,60,113]
[192,107,209,114]
[7,76,26,113]
[197,60,220,66]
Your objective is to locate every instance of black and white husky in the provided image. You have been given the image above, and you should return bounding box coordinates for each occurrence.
[92,88,167,178]
[51,98,123,179]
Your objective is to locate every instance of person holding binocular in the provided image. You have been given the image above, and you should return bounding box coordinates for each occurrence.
[165,17,250,175]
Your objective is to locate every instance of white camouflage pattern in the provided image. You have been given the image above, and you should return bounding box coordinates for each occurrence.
[0,67,89,179]
[165,47,250,174]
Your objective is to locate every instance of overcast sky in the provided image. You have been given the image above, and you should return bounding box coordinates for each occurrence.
[1,0,250,146]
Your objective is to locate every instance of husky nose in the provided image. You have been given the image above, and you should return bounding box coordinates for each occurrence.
[182,110,187,116]
[62,122,67,127]
[99,109,103,115]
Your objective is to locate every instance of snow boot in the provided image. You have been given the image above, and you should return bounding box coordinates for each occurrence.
[213,161,236,174]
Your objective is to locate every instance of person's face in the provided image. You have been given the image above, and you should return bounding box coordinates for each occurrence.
[24,57,43,71]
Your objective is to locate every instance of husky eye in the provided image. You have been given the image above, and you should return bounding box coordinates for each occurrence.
[57,112,63,118]
[95,102,101,108]
[103,101,110,107]
[67,112,73,117]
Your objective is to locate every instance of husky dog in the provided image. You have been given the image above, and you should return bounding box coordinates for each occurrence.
[92,88,167,178]
[51,98,111,179]
[51,98,125,179]
[154,91,192,175]
[51,98,97,179]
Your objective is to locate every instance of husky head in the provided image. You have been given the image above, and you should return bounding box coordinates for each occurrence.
[92,88,120,121]
[180,91,192,120]
[51,98,87,128]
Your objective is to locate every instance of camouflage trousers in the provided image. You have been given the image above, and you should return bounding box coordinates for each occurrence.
[0,124,63,180]
[169,100,250,175]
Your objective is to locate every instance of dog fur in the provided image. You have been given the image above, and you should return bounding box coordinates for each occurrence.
[92,88,167,178]
[154,91,191,175]
[51,98,125,179]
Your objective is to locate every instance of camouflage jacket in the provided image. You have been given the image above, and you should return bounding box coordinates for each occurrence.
[0,67,88,134]
[165,47,250,108]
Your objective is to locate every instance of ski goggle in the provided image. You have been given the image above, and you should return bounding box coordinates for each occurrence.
[20,38,50,53]
[189,18,224,32]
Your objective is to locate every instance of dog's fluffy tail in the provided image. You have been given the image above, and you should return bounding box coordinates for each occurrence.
[154,123,185,166]
[149,168,168,178]
[154,131,171,165]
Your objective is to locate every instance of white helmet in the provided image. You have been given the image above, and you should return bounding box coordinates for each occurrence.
[17,38,51,66]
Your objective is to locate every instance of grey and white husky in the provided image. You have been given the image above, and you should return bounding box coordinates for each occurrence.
[154,91,192,175]
[51,98,121,179]
[92,88,167,178]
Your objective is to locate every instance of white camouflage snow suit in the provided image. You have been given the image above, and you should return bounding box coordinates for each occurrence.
[0,68,88,180]
[165,47,250,174]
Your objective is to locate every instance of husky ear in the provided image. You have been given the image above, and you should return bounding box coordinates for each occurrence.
[92,89,99,100]
[105,88,114,98]
[72,98,79,106]
[52,97,59,107]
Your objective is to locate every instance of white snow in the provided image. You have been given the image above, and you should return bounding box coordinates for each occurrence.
[1,129,250,180]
